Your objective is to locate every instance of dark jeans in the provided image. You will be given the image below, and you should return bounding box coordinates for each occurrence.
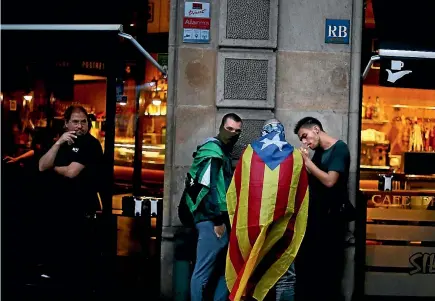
[190,221,229,301]
[275,263,296,301]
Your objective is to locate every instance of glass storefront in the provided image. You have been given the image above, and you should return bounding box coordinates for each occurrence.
[1,21,168,298]
[360,0,435,298]
[112,66,167,211]
[1,44,168,209]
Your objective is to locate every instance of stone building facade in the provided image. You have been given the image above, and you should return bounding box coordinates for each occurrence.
[161,0,364,299]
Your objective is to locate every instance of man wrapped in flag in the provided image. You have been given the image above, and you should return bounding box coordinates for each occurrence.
[225,119,309,301]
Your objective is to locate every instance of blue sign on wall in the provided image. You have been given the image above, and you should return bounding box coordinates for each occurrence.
[325,19,350,44]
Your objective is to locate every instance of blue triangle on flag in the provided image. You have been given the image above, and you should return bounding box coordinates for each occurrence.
[251,132,294,170]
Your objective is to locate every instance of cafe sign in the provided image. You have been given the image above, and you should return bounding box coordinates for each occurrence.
[81,61,105,71]
[410,252,435,275]
[55,60,106,76]
[370,193,434,208]
[379,57,435,90]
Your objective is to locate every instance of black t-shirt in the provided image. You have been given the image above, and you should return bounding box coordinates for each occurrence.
[308,140,350,223]
[53,133,103,215]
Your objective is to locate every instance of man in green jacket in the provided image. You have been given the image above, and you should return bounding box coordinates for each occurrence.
[188,113,242,301]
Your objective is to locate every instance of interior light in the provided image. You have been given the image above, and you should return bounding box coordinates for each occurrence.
[152,99,162,106]
[392,104,435,110]
[24,95,33,101]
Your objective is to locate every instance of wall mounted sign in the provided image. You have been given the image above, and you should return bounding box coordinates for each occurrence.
[183,2,210,44]
[54,60,106,76]
[380,57,435,90]
[409,252,435,275]
[325,19,350,44]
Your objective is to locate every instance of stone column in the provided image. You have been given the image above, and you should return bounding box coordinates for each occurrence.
[347,0,364,299]
[163,0,363,300]
[163,0,279,298]
[161,0,219,299]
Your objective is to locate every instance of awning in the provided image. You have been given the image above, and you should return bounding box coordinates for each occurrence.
[1,24,166,74]
[1,0,138,25]
[363,0,435,89]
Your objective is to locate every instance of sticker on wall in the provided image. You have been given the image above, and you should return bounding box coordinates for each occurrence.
[183,2,211,44]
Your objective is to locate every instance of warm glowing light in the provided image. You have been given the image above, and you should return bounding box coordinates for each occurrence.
[392,104,435,110]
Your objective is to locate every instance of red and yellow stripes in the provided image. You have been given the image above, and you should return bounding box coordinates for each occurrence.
[226,146,309,301]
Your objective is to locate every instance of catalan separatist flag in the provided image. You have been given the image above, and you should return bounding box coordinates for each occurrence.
[225,132,309,301]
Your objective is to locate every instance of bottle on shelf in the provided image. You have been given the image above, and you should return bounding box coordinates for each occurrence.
[365,96,373,119]
[372,96,380,120]
[362,101,367,119]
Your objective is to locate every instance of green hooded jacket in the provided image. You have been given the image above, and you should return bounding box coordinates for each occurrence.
[185,138,231,224]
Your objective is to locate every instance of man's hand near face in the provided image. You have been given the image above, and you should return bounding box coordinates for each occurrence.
[56,131,77,146]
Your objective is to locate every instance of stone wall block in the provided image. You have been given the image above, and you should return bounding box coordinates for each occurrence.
[174,105,217,166]
[276,51,350,112]
[176,48,217,106]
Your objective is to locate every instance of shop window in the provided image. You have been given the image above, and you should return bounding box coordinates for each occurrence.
[360,2,435,297]
[112,64,167,206]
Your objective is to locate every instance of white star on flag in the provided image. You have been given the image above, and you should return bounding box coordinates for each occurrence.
[260,134,288,151]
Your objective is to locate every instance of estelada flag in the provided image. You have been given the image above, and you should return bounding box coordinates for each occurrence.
[225,131,309,301]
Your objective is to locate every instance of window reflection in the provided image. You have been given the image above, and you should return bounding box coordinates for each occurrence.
[113,70,167,202]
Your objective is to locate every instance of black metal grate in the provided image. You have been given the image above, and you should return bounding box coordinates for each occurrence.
[224,59,268,100]
[226,0,270,40]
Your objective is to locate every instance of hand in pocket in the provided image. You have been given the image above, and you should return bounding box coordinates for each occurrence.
[214,224,226,238]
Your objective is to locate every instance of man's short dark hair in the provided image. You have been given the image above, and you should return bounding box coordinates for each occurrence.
[220,113,242,128]
[64,105,88,122]
[293,117,324,134]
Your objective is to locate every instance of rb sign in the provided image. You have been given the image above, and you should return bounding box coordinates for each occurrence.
[325,19,350,44]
